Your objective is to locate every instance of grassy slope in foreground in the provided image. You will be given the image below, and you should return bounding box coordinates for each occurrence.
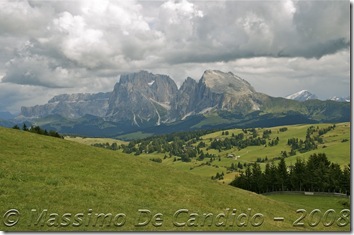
[0,127,349,231]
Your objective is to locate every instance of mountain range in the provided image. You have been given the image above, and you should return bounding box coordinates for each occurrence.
[11,70,351,138]
[285,90,350,102]
[328,96,350,102]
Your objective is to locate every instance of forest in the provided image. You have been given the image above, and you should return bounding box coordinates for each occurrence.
[230,153,350,195]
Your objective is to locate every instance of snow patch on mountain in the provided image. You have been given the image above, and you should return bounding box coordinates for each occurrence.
[329,96,350,102]
[285,90,318,101]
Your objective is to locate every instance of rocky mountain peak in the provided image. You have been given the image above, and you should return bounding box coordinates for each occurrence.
[20,70,262,126]
[180,77,197,89]
[106,71,178,125]
[115,70,178,102]
[200,70,255,94]
[16,70,350,136]
[21,92,111,119]
[169,70,261,118]
[119,70,162,86]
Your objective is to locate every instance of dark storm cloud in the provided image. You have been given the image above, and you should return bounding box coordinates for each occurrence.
[162,0,349,64]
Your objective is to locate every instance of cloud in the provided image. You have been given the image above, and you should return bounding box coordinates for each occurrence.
[149,49,350,100]
[0,83,53,113]
[0,0,350,113]
[162,0,349,64]
[0,0,52,37]
[1,0,160,88]
[229,49,350,99]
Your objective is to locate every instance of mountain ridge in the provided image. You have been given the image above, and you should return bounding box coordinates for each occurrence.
[15,70,351,137]
[286,90,350,103]
[329,96,350,102]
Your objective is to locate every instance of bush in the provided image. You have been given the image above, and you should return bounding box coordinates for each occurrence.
[150,158,162,163]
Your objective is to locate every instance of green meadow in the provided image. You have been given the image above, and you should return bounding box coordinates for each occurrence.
[122,123,350,184]
[64,136,128,146]
[266,194,350,212]
[0,124,350,231]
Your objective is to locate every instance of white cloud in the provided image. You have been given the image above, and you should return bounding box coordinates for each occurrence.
[0,0,350,113]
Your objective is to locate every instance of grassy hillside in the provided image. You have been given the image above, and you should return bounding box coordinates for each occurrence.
[266,194,350,212]
[0,127,349,231]
[64,136,128,146]
[124,123,350,184]
[200,122,350,168]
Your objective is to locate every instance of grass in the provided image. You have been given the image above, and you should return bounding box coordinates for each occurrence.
[2,126,344,232]
[0,125,349,231]
[266,194,350,228]
[192,113,233,128]
[64,136,127,146]
[115,131,153,140]
[266,194,350,212]
[133,123,350,183]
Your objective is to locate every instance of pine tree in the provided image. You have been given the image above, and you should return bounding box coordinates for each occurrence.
[289,158,306,191]
[251,163,263,193]
[277,158,288,191]
[341,164,350,195]
[264,163,275,192]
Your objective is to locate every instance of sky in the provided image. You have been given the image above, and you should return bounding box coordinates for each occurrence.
[0,0,350,114]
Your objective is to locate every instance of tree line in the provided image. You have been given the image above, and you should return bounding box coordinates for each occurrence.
[230,153,350,195]
[13,123,62,138]
[209,129,278,152]
[92,142,119,150]
[121,129,216,162]
[122,130,212,150]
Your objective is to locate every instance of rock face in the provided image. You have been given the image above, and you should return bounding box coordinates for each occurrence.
[171,70,261,119]
[194,70,260,112]
[170,77,198,120]
[19,70,351,133]
[20,70,265,125]
[21,92,111,119]
[17,70,351,136]
[105,71,178,126]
